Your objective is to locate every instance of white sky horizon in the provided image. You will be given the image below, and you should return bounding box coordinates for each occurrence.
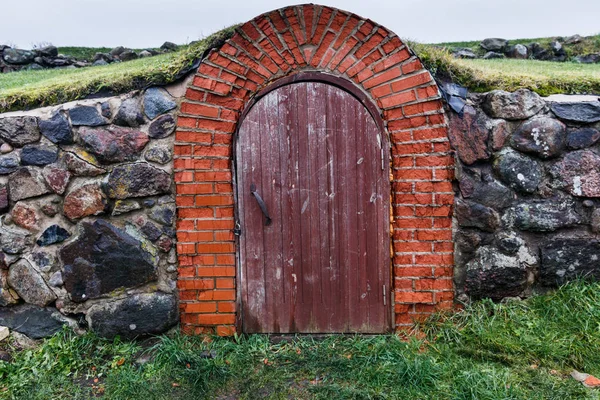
[1,0,599,49]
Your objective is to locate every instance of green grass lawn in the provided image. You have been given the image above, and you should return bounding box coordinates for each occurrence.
[2,281,600,399]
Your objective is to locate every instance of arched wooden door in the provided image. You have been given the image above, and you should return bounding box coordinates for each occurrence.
[235,79,391,333]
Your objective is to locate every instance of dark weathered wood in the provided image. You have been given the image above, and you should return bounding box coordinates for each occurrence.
[236,80,390,333]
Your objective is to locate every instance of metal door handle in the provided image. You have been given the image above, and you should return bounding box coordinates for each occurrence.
[250,183,272,226]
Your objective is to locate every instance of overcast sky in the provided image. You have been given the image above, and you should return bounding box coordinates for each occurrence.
[1,0,599,49]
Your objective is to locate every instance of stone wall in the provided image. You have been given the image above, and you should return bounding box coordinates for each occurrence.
[448,89,600,302]
[0,83,186,339]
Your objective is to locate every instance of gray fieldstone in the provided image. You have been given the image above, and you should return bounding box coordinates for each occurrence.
[0,116,41,147]
[8,167,50,201]
[493,149,543,194]
[482,89,545,120]
[144,140,173,165]
[112,199,141,216]
[0,304,66,339]
[149,203,176,226]
[510,116,566,159]
[106,163,171,199]
[60,220,157,302]
[20,144,59,166]
[0,224,34,254]
[0,153,20,175]
[160,42,178,52]
[39,113,73,144]
[63,151,106,177]
[69,106,107,126]
[148,114,176,138]
[119,50,138,61]
[86,292,177,339]
[550,101,600,123]
[114,98,145,127]
[464,245,536,300]
[540,239,600,286]
[0,270,19,306]
[506,44,528,59]
[8,259,56,307]
[455,198,500,232]
[567,128,600,150]
[483,51,504,60]
[512,199,583,232]
[143,88,177,120]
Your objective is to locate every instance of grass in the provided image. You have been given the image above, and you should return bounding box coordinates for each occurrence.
[1,30,600,113]
[411,42,600,96]
[2,281,600,399]
[56,47,165,61]
[0,26,237,112]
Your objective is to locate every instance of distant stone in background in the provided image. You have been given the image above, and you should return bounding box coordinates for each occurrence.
[2,48,36,65]
[119,50,138,62]
[453,48,477,59]
[483,51,504,59]
[160,41,178,52]
[480,38,509,52]
[505,44,528,59]
[37,45,58,57]
[139,50,153,58]
[574,54,600,64]
[109,46,126,57]
[565,34,582,45]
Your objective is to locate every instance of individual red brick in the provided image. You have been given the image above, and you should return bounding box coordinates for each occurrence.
[198,314,236,325]
[396,292,434,303]
[216,325,237,336]
[196,243,235,254]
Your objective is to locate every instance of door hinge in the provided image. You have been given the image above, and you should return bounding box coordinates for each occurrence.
[234,221,242,236]
[381,148,385,170]
[383,284,387,306]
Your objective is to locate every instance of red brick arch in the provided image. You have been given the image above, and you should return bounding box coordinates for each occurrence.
[174,3,454,335]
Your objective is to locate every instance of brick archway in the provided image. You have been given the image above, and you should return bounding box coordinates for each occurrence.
[174,4,454,335]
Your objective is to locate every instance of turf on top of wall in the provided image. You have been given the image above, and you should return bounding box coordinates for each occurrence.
[1,30,599,113]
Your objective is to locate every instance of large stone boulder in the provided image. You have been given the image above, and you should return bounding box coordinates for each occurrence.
[551,150,600,197]
[39,113,73,144]
[505,44,528,59]
[447,105,490,165]
[540,238,600,286]
[460,174,515,210]
[480,38,509,52]
[482,89,545,120]
[455,199,500,232]
[464,245,535,300]
[8,259,56,307]
[512,199,583,232]
[106,163,171,199]
[0,304,66,339]
[0,116,41,147]
[86,292,178,338]
[8,167,51,201]
[79,126,149,163]
[60,220,157,302]
[550,101,600,123]
[63,181,107,220]
[493,149,543,194]
[510,117,565,159]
